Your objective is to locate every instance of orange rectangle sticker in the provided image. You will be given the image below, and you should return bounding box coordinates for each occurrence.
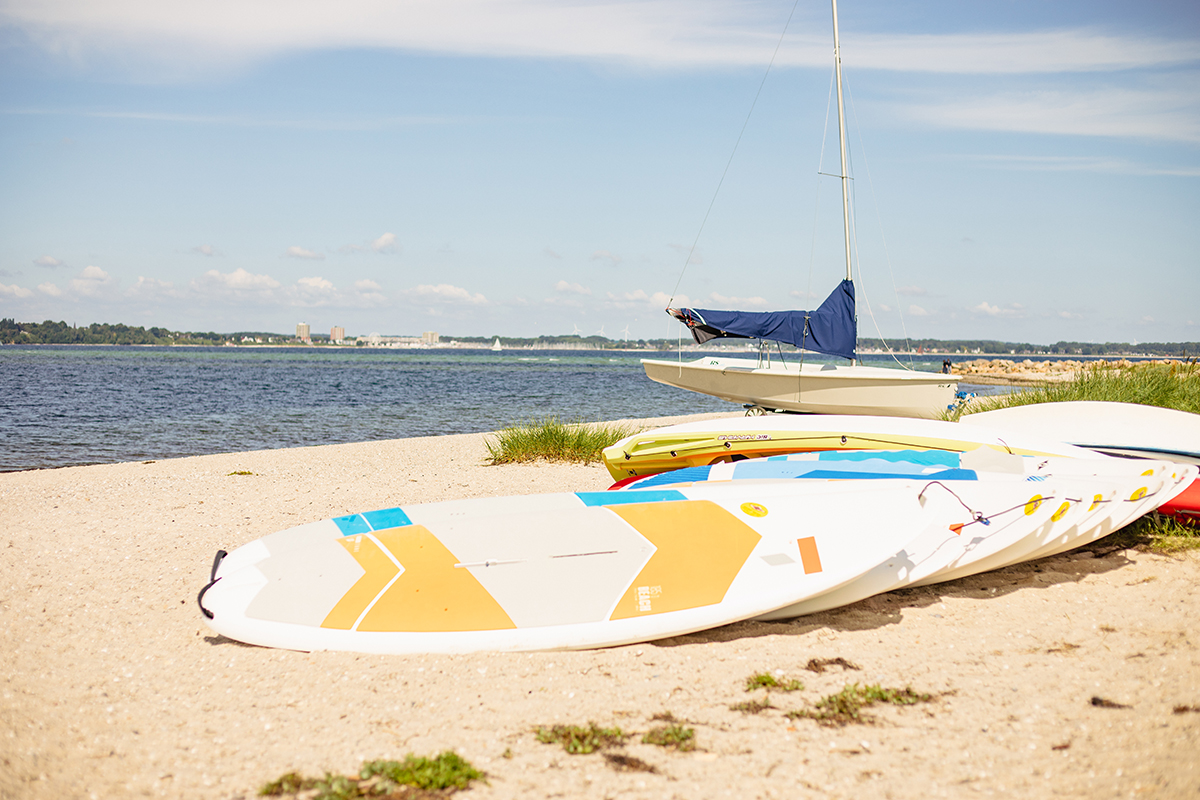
[796,537,822,575]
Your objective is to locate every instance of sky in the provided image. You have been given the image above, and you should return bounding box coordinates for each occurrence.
[1,0,1198,344]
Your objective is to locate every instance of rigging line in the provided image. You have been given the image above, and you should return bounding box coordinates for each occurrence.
[845,79,915,369]
[667,0,802,307]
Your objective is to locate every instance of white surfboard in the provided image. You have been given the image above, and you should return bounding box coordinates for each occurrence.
[614,449,1196,618]
[199,480,943,654]
[961,401,1200,465]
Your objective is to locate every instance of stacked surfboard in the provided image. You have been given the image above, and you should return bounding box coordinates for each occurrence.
[199,411,1198,654]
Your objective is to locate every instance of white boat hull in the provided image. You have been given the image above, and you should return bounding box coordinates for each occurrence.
[642,356,958,419]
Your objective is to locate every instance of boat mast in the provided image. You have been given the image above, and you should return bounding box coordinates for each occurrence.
[831,0,852,284]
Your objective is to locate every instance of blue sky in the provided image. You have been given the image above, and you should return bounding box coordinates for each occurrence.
[1,0,1197,343]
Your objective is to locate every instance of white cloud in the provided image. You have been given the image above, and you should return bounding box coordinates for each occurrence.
[590,250,622,266]
[354,278,382,292]
[283,245,324,260]
[1059,310,1083,320]
[544,248,563,259]
[908,304,929,317]
[68,265,116,297]
[555,280,591,295]
[401,283,488,305]
[191,244,219,256]
[788,289,819,301]
[33,255,63,267]
[38,282,62,296]
[296,275,334,292]
[343,233,401,254]
[877,303,892,313]
[904,84,1200,144]
[4,2,1195,76]
[193,267,282,294]
[128,275,182,298]
[371,232,398,253]
[956,153,1200,177]
[896,285,928,296]
[709,292,772,308]
[0,282,34,298]
[971,300,1024,317]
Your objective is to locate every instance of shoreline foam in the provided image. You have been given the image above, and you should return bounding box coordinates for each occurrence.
[2,411,1198,799]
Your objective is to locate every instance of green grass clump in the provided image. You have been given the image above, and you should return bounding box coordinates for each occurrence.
[729,697,774,714]
[952,361,1200,420]
[227,470,254,476]
[641,723,696,751]
[1099,512,1200,555]
[360,753,483,792]
[258,752,482,797]
[485,417,640,464]
[787,683,932,726]
[744,672,803,692]
[535,722,626,754]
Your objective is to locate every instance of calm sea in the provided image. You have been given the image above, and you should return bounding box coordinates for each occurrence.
[0,345,995,472]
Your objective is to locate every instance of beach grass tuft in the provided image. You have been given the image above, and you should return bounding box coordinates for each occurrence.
[744,672,803,692]
[535,722,627,754]
[641,723,696,751]
[485,416,641,465]
[258,752,482,797]
[951,360,1200,420]
[730,697,774,714]
[1100,512,1200,555]
[787,683,932,726]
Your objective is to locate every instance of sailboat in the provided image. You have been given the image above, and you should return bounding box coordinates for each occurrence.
[491,337,502,352]
[641,0,957,420]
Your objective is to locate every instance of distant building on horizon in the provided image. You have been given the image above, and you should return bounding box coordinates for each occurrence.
[331,325,345,343]
[422,331,439,345]
[296,322,310,343]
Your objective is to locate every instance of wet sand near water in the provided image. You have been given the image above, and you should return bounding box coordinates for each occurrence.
[2,410,1198,799]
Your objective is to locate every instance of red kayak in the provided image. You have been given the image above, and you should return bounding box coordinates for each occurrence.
[1158,478,1200,524]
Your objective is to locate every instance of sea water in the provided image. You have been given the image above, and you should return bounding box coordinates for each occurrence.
[0,345,980,471]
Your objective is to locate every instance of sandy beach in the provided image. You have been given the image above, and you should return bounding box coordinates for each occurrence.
[3,411,1198,800]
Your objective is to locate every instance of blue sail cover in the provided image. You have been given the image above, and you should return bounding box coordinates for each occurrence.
[668,279,857,360]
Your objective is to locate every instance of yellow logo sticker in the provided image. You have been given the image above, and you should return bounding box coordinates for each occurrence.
[1129,487,1147,501]
[1088,493,1104,511]
[1024,495,1044,516]
[1141,469,1154,476]
[1051,501,1070,522]
[740,502,769,517]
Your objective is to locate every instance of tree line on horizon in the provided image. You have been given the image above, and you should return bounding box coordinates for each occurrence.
[1,318,1196,357]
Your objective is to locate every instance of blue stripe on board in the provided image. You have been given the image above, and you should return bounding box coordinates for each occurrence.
[817,449,960,467]
[333,507,413,535]
[577,490,688,506]
[782,468,978,481]
[621,466,713,488]
[363,507,413,530]
[332,514,372,535]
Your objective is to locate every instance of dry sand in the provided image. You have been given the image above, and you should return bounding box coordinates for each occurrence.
[2,411,1198,800]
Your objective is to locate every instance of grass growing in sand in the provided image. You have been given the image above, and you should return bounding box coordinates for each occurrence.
[730,697,774,714]
[485,417,640,464]
[535,722,627,754]
[787,683,932,726]
[642,723,696,751]
[1103,512,1200,555]
[258,752,482,797]
[744,672,804,692]
[950,360,1200,420]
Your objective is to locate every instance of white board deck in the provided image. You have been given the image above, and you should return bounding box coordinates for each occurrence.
[200,480,940,654]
